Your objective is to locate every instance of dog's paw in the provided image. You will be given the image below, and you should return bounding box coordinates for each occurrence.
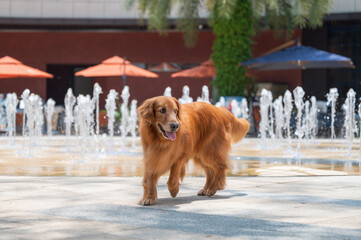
[139,197,156,206]
[168,186,179,198]
[197,189,206,196]
[197,188,216,197]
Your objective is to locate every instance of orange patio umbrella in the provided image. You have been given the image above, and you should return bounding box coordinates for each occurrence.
[0,56,53,78]
[75,56,159,85]
[171,60,215,78]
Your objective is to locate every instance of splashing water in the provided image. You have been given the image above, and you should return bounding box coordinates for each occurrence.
[77,94,94,159]
[273,96,283,140]
[309,96,318,140]
[283,90,293,147]
[178,85,193,104]
[293,86,305,156]
[231,99,241,118]
[128,99,138,148]
[120,86,130,149]
[327,88,338,140]
[259,89,273,140]
[5,93,18,141]
[45,98,55,136]
[64,88,76,138]
[304,100,311,139]
[26,94,43,156]
[164,87,172,97]
[215,96,225,108]
[105,89,119,153]
[293,87,305,140]
[197,85,211,104]
[21,89,30,138]
[92,83,103,136]
[343,89,357,156]
[240,98,249,120]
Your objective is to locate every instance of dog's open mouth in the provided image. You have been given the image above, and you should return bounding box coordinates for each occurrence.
[158,124,176,141]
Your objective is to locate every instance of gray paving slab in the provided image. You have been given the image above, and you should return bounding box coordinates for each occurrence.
[0,176,361,239]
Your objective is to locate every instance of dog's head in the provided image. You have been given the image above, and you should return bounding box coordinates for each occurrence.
[138,96,181,141]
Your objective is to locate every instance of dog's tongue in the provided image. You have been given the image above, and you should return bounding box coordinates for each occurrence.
[165,131,176,141]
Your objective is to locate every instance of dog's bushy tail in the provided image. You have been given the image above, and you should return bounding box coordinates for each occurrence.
[231,117,250,143]
[220,107,250,143]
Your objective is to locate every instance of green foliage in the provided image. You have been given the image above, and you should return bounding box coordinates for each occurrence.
[211,0,253,97]
[129,0,333,47]
[252,0,333,39]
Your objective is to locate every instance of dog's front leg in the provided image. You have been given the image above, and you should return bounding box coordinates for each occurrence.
[167,160,185,198]
[140,172,159,206]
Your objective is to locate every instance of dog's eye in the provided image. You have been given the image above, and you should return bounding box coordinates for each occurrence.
[160,108,166,113]
[174,109,178,114]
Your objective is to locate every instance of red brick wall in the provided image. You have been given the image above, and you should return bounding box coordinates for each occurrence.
[0,29,302,105]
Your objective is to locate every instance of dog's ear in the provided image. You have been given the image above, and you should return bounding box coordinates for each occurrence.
[138,98,155,123]
[171,97,182,120]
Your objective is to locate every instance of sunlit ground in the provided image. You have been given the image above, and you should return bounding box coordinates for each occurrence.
[0,136,360,177]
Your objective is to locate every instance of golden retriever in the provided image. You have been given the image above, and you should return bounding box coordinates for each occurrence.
[137,96,250,205]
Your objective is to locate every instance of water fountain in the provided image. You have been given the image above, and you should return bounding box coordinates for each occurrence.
[73,105,79,136]
[343,89,357,156]
[327,88,338,140]
[178,85,193,104]
[283,90,293,146]
[197,85,211,104]
[293,86,305,152]
[92,83,103,136]
[5,93,18,140]
[310,96,318,139]
[34,96,44,138]
[240,98,249,120]
[259,89,273,140]
[64,88,76,137]
[76,94,94,159]
[26,94,43,156]
[105,89,118,153]
[215,96,225,108]
[128,99,138,148]
[231,99,241,118]
[1,84,361,177]
[45,98,56,136]
[273,96,283,139]
[164,87,172,97]
[120,86,130,150]
[304,100,310,139]
[21,89,30,137]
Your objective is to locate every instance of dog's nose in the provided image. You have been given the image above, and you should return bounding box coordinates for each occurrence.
[170,123,179,131]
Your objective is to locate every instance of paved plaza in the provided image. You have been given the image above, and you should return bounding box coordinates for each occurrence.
[1,137,361,239]
[1,175,361,239]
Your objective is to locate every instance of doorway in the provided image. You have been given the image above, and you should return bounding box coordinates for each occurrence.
[46,65,92,105]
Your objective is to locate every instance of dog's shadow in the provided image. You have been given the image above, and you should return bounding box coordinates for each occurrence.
[156,192,247,209]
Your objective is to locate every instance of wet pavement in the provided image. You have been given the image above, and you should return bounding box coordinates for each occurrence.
[0,137,360,177]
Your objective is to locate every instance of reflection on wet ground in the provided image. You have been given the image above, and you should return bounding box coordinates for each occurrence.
[0,137,360,177]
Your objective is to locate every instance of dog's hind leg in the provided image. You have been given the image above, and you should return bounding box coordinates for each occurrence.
[197,149,229,197]
[197,166,216,196]
[167,158,186,198]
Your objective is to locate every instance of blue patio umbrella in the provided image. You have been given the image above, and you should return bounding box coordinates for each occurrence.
[242,44,354,71]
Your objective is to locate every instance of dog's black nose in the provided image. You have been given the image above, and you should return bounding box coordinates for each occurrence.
[170,123,179,131]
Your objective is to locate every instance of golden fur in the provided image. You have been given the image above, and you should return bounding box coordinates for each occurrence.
[137,96,250,205]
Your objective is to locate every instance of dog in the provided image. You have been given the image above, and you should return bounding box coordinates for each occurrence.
[137,96,250,205]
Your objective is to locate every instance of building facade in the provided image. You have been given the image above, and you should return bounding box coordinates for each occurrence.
[0,0,358,105]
